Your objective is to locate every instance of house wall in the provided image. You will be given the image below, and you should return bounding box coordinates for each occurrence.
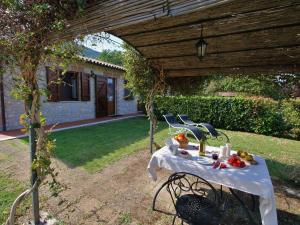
[116,78,137,115]
[1,62,137,131]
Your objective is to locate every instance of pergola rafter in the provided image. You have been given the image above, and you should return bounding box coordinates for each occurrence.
[58,0,300,77]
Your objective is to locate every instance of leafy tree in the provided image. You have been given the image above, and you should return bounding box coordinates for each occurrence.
[0,1,87,224]
[205,74,282,98]
[98,49,123,66]
[123,43,166,151]
[167,74,299,99]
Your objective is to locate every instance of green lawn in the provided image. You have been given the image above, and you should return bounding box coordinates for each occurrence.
[0,174,29,224]
[21,117,299,184]
[48,117,169,173]
[49,117,300,185]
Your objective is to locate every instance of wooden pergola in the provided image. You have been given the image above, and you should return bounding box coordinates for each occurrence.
[58,0,300,77]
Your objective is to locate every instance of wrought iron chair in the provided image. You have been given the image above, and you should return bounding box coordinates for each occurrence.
[153,172,222,225]
[178,114,230,144]
[163,113,205,142]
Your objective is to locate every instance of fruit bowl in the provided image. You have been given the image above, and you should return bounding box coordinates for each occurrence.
[227,154,247,168]
[174,133,189,149]
[237,150,258,165]
[178,141,188,149]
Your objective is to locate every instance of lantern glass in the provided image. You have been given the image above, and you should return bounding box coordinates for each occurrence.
[196,39,207,59]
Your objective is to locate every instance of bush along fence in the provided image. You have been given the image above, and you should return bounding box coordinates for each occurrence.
[154,96,300,139]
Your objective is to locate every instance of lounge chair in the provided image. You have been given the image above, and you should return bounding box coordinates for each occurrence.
[163,113,204,142]
[178,114,230,143]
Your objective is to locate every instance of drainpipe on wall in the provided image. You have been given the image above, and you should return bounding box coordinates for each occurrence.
[91,70,97,118]
[0,63,6,131]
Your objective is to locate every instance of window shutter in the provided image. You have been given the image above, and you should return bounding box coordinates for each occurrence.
[81,73,90,101]
[46,67,60,102]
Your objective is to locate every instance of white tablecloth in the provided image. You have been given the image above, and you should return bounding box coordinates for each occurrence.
[147,144,278,225]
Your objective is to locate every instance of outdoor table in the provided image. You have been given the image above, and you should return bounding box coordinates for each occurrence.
[147,144,278,225]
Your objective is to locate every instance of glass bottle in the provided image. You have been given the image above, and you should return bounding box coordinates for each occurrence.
[199,139,206,156]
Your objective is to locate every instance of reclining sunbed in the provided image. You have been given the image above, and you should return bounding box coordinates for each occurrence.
[178,114,229,142]
[163,113,205,142]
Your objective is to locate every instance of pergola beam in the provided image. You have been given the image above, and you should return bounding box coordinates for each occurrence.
[138,25,300,59]
[119,3,300,47]
[57,0,232,40]
[154,46,300,70]
[56,0,300,77]
[114,0,299,36]
[166,65,300,77]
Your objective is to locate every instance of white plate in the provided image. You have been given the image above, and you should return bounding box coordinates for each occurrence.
[226,162,249,169]
[193,156,214,165]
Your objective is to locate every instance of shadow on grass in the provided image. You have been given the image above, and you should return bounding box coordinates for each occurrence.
[47,117,167,172]
[265,158,300,187]
[277,209,300,225]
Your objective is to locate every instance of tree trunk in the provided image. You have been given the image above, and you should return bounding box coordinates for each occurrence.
[29,125,40,224]
[22,55,42,225]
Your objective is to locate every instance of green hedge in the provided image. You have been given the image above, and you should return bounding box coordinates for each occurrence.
[282,99,300,139]
[154,96,300,138]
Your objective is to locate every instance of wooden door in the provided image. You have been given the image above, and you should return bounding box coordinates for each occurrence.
[107,78,115,116]
[95,76,107,117]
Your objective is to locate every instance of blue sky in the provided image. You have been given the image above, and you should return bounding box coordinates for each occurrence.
[83,33,124,52]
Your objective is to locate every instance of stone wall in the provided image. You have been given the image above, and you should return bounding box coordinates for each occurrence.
[1,62,137,131]
[116,78,137,115]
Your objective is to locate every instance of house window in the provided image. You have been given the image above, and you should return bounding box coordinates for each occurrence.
[60,72,79,101]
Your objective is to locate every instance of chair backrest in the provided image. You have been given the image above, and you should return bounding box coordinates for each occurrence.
[163,113,179,125]
[153,172,219,215]
[178,114,195,125]
[167,172,218,204]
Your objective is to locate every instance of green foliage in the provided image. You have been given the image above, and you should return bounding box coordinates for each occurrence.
[166,76,210,96]
[0,1,87,218]
[118,212,132,224]
[282,99,300,139]
[97,49,123,66]
[154,96,300,138]
[168,74,300,100]
[205,74,283,99]
[0,174,30,224]
[123,43,157,101]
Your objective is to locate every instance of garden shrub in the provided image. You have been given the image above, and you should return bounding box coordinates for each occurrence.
[282,99,300,139]
[154,96,298,138]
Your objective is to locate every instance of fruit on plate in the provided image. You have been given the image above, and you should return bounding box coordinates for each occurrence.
[228,155,246,168]
[237,150,257,164]
[245,155,253,161]
[212,161,220,169]
[175,133,188,143]
[240,152,248,158]
[174,133,189,148]
[219,163,227,169]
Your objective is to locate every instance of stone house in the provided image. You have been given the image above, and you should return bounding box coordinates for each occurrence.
[0,56,137,131]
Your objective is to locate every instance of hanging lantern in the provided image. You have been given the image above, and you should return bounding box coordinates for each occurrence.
[196,38,207,59]
[196,25,207,59]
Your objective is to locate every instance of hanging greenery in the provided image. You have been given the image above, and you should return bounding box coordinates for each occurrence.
[0,1,88,224]
[123,43,166,129]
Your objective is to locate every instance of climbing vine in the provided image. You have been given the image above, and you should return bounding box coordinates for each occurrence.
[123,43,166,128]
[0,1,87,224]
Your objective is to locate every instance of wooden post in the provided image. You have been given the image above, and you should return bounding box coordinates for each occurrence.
[149,103,154,154]
[29,125,40,225]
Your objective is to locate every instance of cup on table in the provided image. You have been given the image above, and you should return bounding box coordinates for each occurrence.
[170,144,179,155]
[225,143,231,157]
[219,146,227,159]
[212,153,219,160]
